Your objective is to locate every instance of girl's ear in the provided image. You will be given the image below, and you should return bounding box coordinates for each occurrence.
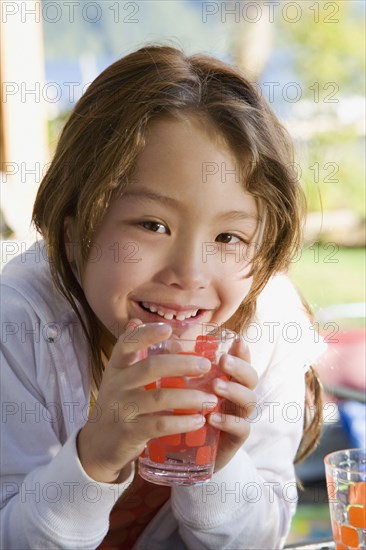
[64,217,77,264]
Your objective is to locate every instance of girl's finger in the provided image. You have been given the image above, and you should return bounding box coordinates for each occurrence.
[212,379,256,412]
[208,412,251,441]
[220,354,258,390]
[129,413,207,444]
[123,387,218,416]
[229,336,251,363]
[119,353,212,390]
[110,321,172,367]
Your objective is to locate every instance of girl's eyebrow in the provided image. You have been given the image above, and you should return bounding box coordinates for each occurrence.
[122,188,259,221]
[219,210,260,223]
[122,189,180,208]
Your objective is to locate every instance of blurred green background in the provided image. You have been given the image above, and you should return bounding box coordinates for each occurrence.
[289,245,365,309]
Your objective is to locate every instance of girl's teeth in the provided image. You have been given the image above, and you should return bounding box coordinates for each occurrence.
[141,302,199,320]
[142,302,157,312]
[176,314,187,321]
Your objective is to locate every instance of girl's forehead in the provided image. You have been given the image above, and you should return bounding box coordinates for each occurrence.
[144,115,233,152]
[120,117,258,217]
[133,116,251,183]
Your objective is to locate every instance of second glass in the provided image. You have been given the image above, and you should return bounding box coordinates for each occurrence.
[324,448,366,549]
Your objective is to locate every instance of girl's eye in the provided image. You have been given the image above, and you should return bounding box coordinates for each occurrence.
[216,233,244,244]
[140,221,168,234]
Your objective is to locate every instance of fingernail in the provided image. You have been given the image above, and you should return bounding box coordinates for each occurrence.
[152,323,172,337]
[210,413,223,424]
[198,358,211,371]
[224,354,234,371]
[153,323,172,334]
[215,378,227,391]
[193,414,206,425]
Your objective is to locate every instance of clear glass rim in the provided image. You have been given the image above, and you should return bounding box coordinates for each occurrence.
[324,447,366,474]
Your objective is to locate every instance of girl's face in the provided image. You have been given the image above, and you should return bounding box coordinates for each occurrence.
[78,117,259,338]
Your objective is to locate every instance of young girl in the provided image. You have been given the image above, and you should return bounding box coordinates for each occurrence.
[1,45,325,549]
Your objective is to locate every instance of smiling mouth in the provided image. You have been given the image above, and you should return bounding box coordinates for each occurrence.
[138,301,203,321]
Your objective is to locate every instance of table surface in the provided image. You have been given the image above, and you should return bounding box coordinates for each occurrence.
[285,540,335,549]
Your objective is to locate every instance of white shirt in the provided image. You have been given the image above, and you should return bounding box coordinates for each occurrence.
[0,241,326,549]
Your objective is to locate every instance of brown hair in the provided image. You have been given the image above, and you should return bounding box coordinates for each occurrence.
[32,44,322,462]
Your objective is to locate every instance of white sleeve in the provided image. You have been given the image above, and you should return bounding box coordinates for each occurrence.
[0,290,134,549]
[170,275,326,549]
[1,428,133,550]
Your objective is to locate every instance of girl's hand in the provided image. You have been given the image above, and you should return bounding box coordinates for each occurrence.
[77,320,218,484]
[208,337,258,472]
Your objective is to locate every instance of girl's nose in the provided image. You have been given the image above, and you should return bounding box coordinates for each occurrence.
[156,238,212,291]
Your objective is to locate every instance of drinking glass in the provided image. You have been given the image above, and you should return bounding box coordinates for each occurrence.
[138,330,237,486]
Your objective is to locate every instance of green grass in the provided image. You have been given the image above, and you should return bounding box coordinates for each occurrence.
[288,245,366,310]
